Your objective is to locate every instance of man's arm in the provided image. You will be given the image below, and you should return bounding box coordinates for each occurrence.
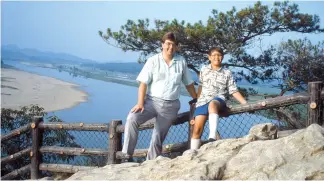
[232,92,247,104]
[131,82,147,113]
[189,85,201,105]
[185,83,197,99]
[133,57,153,113]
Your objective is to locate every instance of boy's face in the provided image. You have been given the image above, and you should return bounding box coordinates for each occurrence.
[162,39,177,57]
[208,50,223,67]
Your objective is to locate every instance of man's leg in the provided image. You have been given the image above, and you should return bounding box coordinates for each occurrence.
[122,98,157,156]
[146,99,180,160]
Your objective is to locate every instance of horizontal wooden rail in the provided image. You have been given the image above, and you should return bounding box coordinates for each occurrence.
[117,148,148,158]
[116,111,190,133]
[116,141,189,159]
[1,164,30,180]
[173,112,191,125]
[39,163,98,173]
[116,119,149,133]
[1,124,31,142]
[116,93,309,133]
[1,147,31,165]
[229,93,309,115]
[39,146,108,156]
[39,123,109,131]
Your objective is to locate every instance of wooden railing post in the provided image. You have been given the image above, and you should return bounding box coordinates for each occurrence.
[107,120,122,164]
[307,81,323,127]
[322,88,324,126]
[30,116,43,179]
[188,105,195,149]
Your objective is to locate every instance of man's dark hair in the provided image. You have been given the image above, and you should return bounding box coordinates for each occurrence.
[162,32,178,45]
[208,47,224,56]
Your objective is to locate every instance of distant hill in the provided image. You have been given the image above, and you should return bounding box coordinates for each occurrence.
[1,44,97,65]
[1,44,198,78]
[82,62,199,80]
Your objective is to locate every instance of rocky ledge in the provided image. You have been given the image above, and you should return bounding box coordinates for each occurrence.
[67,123,324,180]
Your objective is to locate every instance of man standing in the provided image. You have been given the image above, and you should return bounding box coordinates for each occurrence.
[122,32,197,160]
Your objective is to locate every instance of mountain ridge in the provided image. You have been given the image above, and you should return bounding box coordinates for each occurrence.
[1,44,98,65]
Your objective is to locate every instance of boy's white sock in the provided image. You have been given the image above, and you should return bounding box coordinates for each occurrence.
[190,138,201,150]
[208,113,219,139]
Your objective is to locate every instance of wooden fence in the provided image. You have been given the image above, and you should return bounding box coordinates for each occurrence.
[1,81,323,180]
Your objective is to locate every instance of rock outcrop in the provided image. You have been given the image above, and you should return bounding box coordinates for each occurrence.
[67,123,324,180]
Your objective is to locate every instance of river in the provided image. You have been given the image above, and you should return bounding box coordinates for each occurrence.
[3,60,278,152]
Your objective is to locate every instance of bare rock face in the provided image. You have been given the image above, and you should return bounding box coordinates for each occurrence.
[67,123,324,180]
[245,123,278,141]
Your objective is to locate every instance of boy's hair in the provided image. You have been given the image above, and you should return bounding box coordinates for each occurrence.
[208,47,224,56]
[162,32,178,45]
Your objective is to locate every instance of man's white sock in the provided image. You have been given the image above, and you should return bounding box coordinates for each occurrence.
[190,138,201,150]
[208,113,219,139]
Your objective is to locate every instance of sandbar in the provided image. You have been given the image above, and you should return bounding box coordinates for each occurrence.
[1,68,88,112]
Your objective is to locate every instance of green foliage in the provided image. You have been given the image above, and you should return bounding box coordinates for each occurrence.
[99,1,323,96]
[1,105,80,179]
[1,105,46,134]
[275,39,324,95]
[257,104,307,130]
[83,156,108,167]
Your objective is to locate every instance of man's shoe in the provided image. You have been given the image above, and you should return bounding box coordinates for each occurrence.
[121,153,134,163]
[121,157,134,163]
[208,138,216,143]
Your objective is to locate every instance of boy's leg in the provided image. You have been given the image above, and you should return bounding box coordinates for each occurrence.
[207,113,219,140]
[208,100,223,140]
[122,98,157,156]
[191,115,208,150]
[147,99,180,160]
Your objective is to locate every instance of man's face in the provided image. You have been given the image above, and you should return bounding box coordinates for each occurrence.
[162,40,177,56]
[208,50,223,67]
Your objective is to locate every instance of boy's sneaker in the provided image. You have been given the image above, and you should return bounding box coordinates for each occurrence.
[208,138,216,143]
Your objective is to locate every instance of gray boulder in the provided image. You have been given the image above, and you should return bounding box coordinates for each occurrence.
[67,123,324,180]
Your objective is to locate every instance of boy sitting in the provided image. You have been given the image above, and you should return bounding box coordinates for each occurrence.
[190,47,247,150]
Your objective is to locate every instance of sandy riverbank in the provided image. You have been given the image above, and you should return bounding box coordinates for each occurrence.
[1,68,88,112]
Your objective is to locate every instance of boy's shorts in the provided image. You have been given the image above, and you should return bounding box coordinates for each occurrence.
[193,97,228,118]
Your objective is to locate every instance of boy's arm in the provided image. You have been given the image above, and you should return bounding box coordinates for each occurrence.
[227,71,246,105]
[232,92,247,104]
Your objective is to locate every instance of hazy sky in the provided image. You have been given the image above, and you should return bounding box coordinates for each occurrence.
[2,1,324,62]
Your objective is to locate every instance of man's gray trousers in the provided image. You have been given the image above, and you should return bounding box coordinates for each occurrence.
[122,96,180,160]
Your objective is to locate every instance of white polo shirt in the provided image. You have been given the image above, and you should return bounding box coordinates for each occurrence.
[136,53,194,100]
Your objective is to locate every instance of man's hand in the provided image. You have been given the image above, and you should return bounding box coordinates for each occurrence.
[131,104,144,113]
[188,98,197,105]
